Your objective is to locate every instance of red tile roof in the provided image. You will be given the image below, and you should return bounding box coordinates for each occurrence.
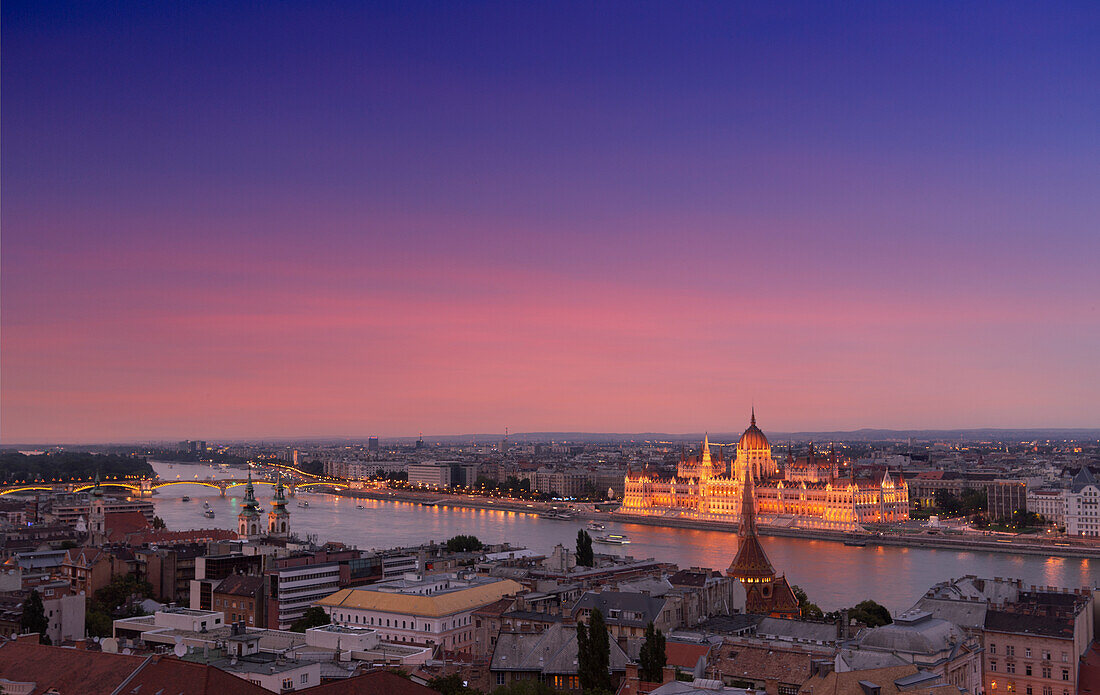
[0,640,269,695]
[126,528,239,544]
[664,641,712,669]
[104,510,152,541]
[299,668,439,695]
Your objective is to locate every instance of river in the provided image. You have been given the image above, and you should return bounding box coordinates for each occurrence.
[148,462,1097,614]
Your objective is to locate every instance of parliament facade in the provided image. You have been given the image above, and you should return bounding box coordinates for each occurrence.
[620,411,909,531]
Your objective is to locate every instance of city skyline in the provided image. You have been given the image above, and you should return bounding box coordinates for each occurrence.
[4,2,1099,442]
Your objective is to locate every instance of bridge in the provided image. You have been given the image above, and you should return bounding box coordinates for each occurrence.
[0,469,350,498]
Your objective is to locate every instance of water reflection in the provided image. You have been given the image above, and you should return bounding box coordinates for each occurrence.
[147,463,1099,613]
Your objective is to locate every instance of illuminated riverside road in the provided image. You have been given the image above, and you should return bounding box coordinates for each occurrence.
[149,463,1097,614]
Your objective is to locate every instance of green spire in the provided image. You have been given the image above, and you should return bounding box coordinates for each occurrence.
[240,471,259,516]
[271,474,287,512]
[92,470,104,497]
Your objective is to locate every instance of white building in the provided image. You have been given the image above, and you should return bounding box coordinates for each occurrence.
[407,462,452,488]
[1026,487,1067,527]
[317,574,523,652]
[269,562,341,629]
[1065,468,1100,537]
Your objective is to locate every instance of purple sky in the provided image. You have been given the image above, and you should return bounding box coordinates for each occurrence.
[3,2,1099,442]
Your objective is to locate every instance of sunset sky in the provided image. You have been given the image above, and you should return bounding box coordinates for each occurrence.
[3,2,1098,442]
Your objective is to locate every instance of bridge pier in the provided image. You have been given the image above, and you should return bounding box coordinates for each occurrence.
[220,483,227,497]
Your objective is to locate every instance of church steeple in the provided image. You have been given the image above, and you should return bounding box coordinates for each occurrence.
[739,460,758,539]
[268,474,290,537]
[238,471,261,539]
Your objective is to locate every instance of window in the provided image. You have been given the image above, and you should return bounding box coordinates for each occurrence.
[1026,665,1032,676]
[496,673,505,686]
[282,679,293,690]
[991,644,997,655]
[1043,666,1051,679]
[1007,645,1016,656]
[1026,648,1032,658]
[1062,653,1068,663]
[1007,663,1016,674]
[992,661,998,672]
[1044,652,1051,661]
[1026,687,1032,695]
[1062,670,1069,681]
[301,674,309,684]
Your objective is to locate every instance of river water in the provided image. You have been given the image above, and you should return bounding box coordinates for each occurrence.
[148,462,1097,614]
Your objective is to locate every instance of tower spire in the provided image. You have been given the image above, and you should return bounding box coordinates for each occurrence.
[739,461,757,539]
[750,406,756,427]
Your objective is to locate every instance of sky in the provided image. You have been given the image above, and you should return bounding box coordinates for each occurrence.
[3,1,1099,443]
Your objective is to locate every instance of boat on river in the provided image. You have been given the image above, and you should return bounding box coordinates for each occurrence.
[587,521,606,531]
[181,496,191,502]
[593,533,630,545]
[204,509,215,518]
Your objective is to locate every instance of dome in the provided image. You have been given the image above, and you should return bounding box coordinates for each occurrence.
[737,409,770,451]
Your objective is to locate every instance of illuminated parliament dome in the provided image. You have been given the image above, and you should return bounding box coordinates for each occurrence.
[737,409,770,453]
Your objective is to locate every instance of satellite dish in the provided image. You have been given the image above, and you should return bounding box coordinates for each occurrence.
[121,647,132,655]
[101,637,119,653]
[173,642,188,658]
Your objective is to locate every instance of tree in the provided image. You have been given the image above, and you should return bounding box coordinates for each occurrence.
[578,608,611,693]
[576,530,594,567]
[290,606,331,632]
[849,600,892,627]
[933,490,961,515]
[20,589,51,644]
[94,575,154,614]
[639,621,666,682]
[152,516,167,530]
[446,535,484,553]
[791,585,824,621]
[428,674,481,695]
[85,606,113,637]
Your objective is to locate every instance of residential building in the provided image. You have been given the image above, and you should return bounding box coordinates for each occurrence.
[799,663,962,695]
[836,610,982,695]
[490,622,630,691]
[213,574,267,627]
[983,590,1094,695]
[572,591,678,638]
[711,637,832,695]
[1065,467,1100,537]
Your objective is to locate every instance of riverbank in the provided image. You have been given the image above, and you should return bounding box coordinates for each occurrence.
[326,486,1100,560]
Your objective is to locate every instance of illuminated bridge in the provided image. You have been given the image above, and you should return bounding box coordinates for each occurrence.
[0,468,351,498]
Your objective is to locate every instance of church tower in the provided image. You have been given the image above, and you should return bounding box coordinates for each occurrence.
[88,471,107,542]
[268,475,290,537]
[727,424,801,618]
[237,472,261,539]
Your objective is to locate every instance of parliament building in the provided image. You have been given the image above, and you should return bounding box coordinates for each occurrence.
[620,411,909,531]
